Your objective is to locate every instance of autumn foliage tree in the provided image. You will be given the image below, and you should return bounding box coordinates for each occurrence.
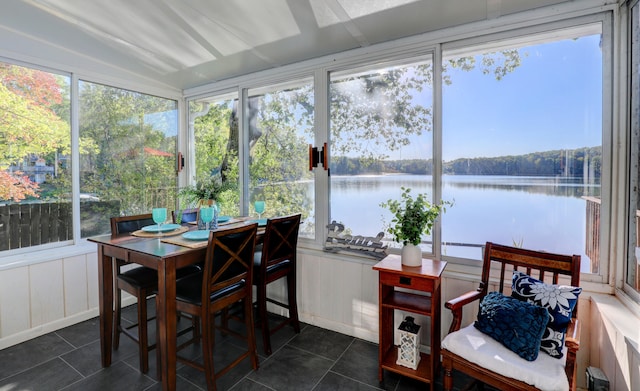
[0,63,69,201]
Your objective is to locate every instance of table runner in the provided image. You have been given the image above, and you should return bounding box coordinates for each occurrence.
[161,234,210,249]
[161,220,265,249]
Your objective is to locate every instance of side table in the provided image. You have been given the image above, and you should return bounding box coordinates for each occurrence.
[373,254,447,385]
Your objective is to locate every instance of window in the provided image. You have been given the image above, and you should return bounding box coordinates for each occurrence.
[188,92,240,217]
[628,1,640,294]
[187,79,315,239]
[442,24,604,273]
[0,61,71,251]
[79,81,178,236]
[329,58,435,251]
[247,79,315,239]
[181,14,612,279]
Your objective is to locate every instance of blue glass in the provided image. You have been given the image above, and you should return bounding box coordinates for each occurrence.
[199,207,214,230]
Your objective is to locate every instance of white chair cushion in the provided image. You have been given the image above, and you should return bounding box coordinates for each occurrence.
[442,324,568,391]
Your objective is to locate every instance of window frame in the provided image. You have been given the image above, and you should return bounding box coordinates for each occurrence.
[183,11,616,286]
[326,53,437,254]
[0,58,183,265]
[0,57,73,255]
[625,0,640,301]
[439,14,613,284]
[0,6,619,293]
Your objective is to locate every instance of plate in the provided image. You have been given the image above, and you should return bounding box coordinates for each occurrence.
[182,230,211,240]
[141,223,181,233]
[249,218,267,227]
[217,216,231,223]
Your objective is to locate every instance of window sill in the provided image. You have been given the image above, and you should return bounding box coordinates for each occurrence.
[298,242,386,265]
[0,240,96,271]
[589,292,640,389]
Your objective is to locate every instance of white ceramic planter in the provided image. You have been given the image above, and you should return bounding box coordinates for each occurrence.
[401,244,422,267]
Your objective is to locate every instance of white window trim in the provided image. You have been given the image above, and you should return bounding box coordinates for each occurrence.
[182,5,617,287]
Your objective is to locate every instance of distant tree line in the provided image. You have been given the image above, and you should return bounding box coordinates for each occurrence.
[331,146,601,178]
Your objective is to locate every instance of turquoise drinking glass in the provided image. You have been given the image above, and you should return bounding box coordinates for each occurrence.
[152,208,167,232]
[254,201,265,219]
[200,207,214,230]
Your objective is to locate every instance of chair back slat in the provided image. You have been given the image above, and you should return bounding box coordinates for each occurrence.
[172,208,199,224]
[201,223,257,311]
[260,214,301,270]
[482,242,581,318]
[110,213,154,235]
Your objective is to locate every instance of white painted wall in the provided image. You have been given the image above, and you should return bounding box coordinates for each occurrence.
[0,248,99,349]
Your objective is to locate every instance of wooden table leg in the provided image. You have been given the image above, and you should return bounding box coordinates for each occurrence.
[97,245,113,368]
[157,259,178,391]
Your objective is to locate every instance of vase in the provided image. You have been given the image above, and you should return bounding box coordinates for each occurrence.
[197,200,218,230]
[401,244,422,267]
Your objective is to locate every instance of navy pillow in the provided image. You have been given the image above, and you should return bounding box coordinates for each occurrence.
[511,271,582,358]
[474,291,550,361]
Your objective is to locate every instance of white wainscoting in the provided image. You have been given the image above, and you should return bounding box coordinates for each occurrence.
[0,248,100,349]
[3,246,638,391]
[589,294,640,391]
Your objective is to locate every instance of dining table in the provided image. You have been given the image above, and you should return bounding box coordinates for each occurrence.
[87,217,264,391]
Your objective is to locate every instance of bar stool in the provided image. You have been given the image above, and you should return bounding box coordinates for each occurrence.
[252,213,301,355]
[110,214,200,374]
[174,223,259,391]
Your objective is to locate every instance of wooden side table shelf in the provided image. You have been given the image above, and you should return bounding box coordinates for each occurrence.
[373,254,447,385]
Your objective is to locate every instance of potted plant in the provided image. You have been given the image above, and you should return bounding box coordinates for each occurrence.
[380,187,452,266]
[178,174,236,208]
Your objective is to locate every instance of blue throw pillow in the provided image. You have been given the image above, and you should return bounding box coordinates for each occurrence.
[511,271,582,358]
[474,291,550,361]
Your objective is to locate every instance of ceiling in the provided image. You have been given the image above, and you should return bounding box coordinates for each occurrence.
[0,0,572,92]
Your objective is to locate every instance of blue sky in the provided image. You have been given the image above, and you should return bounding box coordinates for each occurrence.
[441,34,602,161]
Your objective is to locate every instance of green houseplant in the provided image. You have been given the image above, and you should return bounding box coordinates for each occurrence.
[380,187,451,266]
[178,175,236,208]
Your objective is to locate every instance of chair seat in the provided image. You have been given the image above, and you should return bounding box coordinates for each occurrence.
[175,272,246,305]
[118,265,201,288]
[253,252,291,275]
[442,324,568,391]
[117,266,157,288]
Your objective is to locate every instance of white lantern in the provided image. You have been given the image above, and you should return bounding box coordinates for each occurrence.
[396,316,421,370]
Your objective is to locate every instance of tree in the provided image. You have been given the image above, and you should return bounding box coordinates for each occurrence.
[0,64,70,201]
[79,83,177,214]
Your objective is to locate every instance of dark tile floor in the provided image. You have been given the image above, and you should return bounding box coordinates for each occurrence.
[0,300,476,390]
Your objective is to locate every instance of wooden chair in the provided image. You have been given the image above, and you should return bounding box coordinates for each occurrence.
[253,213,301,355]
[172,208,199,225]
[441,242,581,391]
[110,214,199,374]
[174,223,259,391]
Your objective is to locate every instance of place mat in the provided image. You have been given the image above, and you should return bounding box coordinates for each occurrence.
[161,234,210,249]
[220,217,241,226]
[161,223,265,249]
[131,226,188,238]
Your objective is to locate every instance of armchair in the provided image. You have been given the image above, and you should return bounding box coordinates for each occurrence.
[441,242,581,391]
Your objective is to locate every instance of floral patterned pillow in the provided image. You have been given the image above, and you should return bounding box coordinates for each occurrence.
[511,271,582,358]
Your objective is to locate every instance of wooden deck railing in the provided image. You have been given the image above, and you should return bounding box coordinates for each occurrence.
[0,200,120,251]
[583,196,601,274]
[584,196,640,287]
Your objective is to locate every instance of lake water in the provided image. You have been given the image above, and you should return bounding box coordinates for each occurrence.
[330,174,600,270]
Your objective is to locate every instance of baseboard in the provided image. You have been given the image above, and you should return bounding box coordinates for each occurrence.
[0,296,137,350]
[0,308,98,350]
[299,312,378,344]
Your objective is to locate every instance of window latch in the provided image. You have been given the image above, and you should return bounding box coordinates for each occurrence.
[176,151,184,173]
[309,143,328,171]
